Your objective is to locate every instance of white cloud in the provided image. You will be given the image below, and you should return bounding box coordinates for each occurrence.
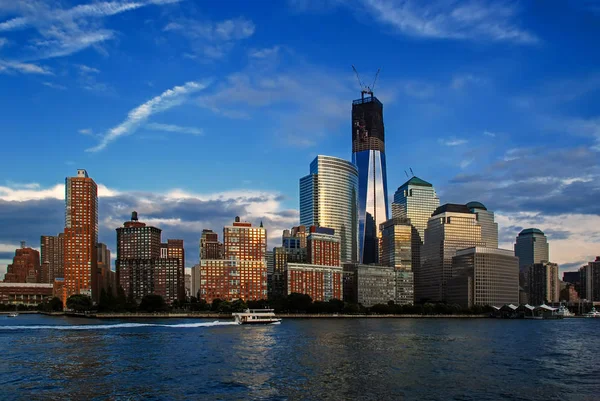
[438,137,468,146]
[43,81,67,90]
[146,123,203,135]
[163,16,255,60]
[0,37,7,47]
[497,212,600,271]
[87,80,210,152]
[78,128,94,135]
[360,0,538,44]
[0,182,118,201]
[459,159,473,169]
[78,64,100,74]
[0,0,182,60]
[451,74,485,90]
[249,46,281,59]
[483,130,497,137]
[0,60,52,75]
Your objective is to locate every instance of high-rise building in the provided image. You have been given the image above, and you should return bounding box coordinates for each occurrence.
[223,217,266,261]
[447,247,519,308]
[63,169,98,301]
[514,228,549,270]
[343,264,395,307]
[200,229,222,260]
[199,217,267,302]
[307,226,340,267]
[352,92,389,265]
[466,202,498,248]
[41,234,64,283]
[380,218,414,305]
[528,262,560,305]
[392,177,440,272]
[300,155,359,263]
[3,242,40,283]
[579,257,600,301]
[116,212,183,304]
[419,204,485,303]
[160,240,185,303]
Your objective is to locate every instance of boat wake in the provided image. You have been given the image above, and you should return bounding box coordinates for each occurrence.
[0,321,238,331]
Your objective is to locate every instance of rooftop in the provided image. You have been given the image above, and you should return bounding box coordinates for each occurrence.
[352,95,382,106]
[466,201,487,210]
[518,228,545,236]
[432,203,472,216]
[398,176,433,189]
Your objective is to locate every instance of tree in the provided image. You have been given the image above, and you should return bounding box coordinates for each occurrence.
[66,294,93,312]
[231,299,248,312]
[49,297,63,312]
[139,294,167,312]
[287,293,312,313]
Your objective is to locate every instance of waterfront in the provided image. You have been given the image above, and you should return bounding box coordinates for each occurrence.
[1,315,599,400]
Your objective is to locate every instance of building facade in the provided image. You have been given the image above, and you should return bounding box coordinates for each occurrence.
[198,217,267,302]
[579,257,600,301]
[200,229,222,260]
[307,227,340,267]
[392,177,440,272]
[285,263,342,302]
[343,264,395,307]
[514,228,549,269]
[116,212,184,304]
[447,247,519,308]
[528,262,560,305]
[419,204,485,303]
[96,243,115,296]
[466,202,498,249]
[63,169,98,302]
[379,218,412,270]
[300,155,359,263]
[0,283,53,306]
[352,93,389,265]
[3,243,40,283]
[41,234,64,283]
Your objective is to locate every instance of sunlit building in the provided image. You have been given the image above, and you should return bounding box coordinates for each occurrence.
[307,226,340,267]
[419,204,485,303]
[466,202,498,248]
[392,176,440,273]
[63,169,98,302]
[380,218,414,305]
[300,155,359,263]
[3,242,40,283]
[285,263,342,302]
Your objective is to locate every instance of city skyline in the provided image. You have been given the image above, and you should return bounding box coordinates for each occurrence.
[1,1,599,274]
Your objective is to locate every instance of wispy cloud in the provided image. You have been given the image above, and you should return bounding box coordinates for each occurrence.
[42,81,66,90]
[451,74,486,90]
[146,123,204,135]
[0,60,52,75]
[359,0,539,44]
[77,64,100,74]
[0,0,182,61]
[483,130,497,137]
[249,46,281,59]
[438,137,468,146]
[0,37,7,47]
[163,16,255,60]
[87,80,210,152]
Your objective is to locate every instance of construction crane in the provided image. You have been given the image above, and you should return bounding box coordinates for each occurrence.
[352,65,381,99]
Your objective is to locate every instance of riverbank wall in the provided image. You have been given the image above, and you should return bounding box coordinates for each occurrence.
[47,312,490,319]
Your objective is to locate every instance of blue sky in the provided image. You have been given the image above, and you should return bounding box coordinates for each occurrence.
[0,0,599,274]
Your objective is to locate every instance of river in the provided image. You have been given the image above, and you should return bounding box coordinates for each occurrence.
[1,314,598,400]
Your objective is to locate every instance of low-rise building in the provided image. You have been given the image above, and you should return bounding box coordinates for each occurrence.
[343,264,395,307]
[0,283,53,306]
[285,263,342,301]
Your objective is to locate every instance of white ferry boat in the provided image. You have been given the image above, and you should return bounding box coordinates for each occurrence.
[585,307,600,318]
[556,304,575,318]
[7,312,18,318]
[232,309,281,325]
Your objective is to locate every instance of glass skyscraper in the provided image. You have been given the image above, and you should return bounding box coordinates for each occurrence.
[514,228,549,270]
[467,201,498,248]
[392,176,440,271]
[352,94,388,264]
[299,155,359,263]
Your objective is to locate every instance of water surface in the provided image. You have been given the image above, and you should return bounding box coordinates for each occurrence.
[1,314,598,400]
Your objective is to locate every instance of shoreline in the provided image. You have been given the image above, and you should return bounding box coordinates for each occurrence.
[39,312,491,319]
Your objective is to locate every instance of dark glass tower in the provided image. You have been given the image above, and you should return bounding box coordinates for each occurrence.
[352,93,389,264]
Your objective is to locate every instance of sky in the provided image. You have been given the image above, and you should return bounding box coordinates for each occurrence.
[0,0,599,275]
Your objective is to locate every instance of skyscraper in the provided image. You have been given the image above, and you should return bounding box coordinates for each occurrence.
[392,177,440,271]
[419,204,485,303]
[466,201,498,248]
[352,93,389,264]
[528,262,560,305]
[380,218,414,305]
[514,228,549,269]
[579,257,600,301]
[200,229,222,260]
[63,169,98,301]
[299,155,358,263]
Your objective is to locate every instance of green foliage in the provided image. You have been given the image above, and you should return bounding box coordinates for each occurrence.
[138,294,168,312]
[66,294,93,312]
